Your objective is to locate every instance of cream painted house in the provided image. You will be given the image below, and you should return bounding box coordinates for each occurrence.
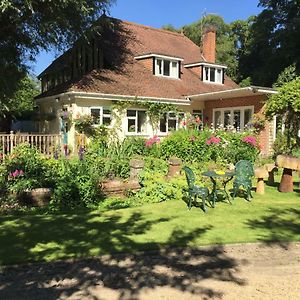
[36,16,277,155]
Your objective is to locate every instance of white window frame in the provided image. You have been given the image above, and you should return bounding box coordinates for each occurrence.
[203,66,223,84]
[213,106,254,131]
[155,58,179,79]
[90,107,112,127]
[126,109,148,135]
[159,111,181,134]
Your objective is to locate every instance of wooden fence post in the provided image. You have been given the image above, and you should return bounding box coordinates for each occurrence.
[10,131,14,154]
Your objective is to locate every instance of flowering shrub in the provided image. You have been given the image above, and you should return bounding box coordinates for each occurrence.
[206,136,221,145]
[181,113,202,130]
[160,128,260,164]
[145,135,160,148]
[9,169,24,178]
[242,135,258,148]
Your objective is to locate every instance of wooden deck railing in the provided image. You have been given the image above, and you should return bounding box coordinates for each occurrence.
[0,132,62,158]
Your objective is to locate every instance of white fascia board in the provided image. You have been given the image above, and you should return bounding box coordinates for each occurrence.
[134,54,184,61]
[187,86,278,100]
[184,62,228,69]
[36,91,191,106]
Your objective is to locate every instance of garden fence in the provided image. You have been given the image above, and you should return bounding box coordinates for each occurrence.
[0,132,62,158]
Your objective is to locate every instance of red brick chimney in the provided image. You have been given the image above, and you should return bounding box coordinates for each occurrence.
[202,26,216,63]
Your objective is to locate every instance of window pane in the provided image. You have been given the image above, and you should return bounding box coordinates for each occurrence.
[205,67,209,81]
[91,109,101,124]
[244,109,252,128]
[214,111,221,128]
[127,110,136,117]
[160,114,167,132]
[163,60,170,76]
[103,117,111,126]
[168,119,177,131]
[171,61,178,78]
[224,110,231,127]
[156,59,162,75]
[103,108,111,115]
[128,119,136,132]
[216,69,222,83]
[210,68,215,82]
[137,111,147,133]
[233,110,241,130]
[168,112,176,119]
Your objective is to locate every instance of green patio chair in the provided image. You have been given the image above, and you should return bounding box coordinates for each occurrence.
[232,160,254,201]
[182,166,209,212]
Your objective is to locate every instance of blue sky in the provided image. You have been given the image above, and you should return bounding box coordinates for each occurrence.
[31,0,262,76]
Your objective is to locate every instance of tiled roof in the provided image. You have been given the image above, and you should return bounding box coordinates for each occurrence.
[37,17,238,100]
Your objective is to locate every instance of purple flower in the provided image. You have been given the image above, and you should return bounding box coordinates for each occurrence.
[78,146,85,161]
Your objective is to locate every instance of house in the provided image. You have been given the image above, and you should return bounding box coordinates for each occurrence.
[36,16,277,155]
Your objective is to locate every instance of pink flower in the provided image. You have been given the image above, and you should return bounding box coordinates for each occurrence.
[189,136,196,142]
[206,136,221,145]
[145,135,160,148]
[242,135,257,147]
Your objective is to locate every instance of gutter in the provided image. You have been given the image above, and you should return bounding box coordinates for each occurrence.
[35,91,191,106]
[186,86,278,100]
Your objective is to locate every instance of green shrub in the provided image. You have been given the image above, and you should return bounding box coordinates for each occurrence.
[159,128,260,164]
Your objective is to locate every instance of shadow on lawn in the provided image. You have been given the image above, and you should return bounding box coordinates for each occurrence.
[246,207,300,249]
[0,211,246,300]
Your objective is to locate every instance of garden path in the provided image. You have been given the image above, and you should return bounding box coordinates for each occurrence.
[1,242,299,299]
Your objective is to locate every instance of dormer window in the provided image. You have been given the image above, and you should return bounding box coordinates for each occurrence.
[184,62,226,85]
[203,66,223,84]
[155,58,179,78]
[134,54,182,79]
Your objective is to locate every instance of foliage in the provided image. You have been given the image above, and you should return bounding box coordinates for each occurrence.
[0,76,39,131]
[159,128,260,164]
[51,159,102,209]
[272,132,298,157]
[266,76,300,151]
[74,114,95,135]
[273,64,298,88]
[135,171,187,204]
[3,144,51,194]
[0,0,114,106]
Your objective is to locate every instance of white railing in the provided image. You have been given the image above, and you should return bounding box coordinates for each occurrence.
[0,132,62,158]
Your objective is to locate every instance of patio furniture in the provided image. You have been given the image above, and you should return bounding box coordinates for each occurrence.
[276,155,300,193]
[202,170,235,207]
[232,160,254,201]
[254,167,269,195]
[264,163,278,185]
[183,166,209,212]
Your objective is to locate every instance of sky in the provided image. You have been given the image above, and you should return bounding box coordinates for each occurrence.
[31,0,262,76]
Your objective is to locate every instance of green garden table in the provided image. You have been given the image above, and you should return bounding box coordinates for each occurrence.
[202,170,235,207]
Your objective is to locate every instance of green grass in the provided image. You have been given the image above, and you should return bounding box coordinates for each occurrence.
[0,182,300,265]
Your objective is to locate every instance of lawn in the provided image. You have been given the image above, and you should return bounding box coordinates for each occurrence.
[0,182,300,266]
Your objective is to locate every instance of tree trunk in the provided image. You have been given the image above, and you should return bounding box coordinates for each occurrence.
[279,168,293,193]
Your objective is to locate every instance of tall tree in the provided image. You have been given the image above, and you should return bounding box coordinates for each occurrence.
[0,0,114,108]
[239,0,300,86]
[0,76,39,131]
